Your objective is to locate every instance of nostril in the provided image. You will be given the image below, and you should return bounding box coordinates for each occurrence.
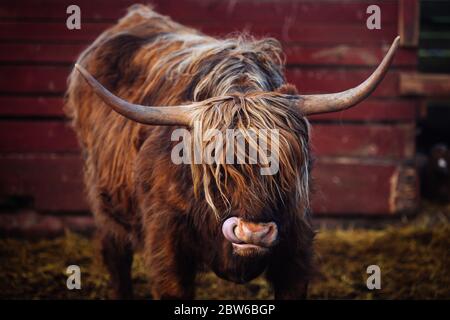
[263,225,272,237]
[261,223,278,246]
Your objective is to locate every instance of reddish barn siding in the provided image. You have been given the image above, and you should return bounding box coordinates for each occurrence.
[0,0,420,216]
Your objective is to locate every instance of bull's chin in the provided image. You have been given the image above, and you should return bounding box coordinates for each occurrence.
[231,242,270,257]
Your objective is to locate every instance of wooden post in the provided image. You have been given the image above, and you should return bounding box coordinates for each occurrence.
[398,0,420,47]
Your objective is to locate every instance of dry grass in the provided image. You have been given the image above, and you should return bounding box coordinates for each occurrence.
[1,203,449,299]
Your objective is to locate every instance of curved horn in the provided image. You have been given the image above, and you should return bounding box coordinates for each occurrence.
[75,64,196,126]
[298,36,400,115]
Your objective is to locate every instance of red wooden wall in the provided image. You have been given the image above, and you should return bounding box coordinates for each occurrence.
[0,0,420,217]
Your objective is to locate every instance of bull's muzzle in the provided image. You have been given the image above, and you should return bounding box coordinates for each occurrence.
[222,217,278,249]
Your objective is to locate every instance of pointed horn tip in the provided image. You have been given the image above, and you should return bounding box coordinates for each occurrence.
[387,36,400,53]
[384,36,400,61]
[384,36,400,59]
[393,36,401,48]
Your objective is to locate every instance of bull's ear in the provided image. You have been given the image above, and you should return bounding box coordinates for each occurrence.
[275,83,299,95]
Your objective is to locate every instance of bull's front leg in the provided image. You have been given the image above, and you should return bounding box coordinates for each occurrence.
[99,230,134,299]
[268,271,309,299]
[144,213,198,299]
[266,257,310,299]
[266,229,314,299]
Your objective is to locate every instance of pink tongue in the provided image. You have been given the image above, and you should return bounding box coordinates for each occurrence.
[222,217,243,244]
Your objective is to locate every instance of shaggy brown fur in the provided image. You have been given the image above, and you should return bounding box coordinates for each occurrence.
[65,5,314,299]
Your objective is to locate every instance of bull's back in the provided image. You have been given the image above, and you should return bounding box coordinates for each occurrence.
[65,5,196,138]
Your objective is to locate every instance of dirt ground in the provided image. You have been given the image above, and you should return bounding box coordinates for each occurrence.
[1,202,449,300]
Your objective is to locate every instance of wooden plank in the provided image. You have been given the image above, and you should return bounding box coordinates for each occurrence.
[286,44,417,67]
[0,65,400,97]
[312,160,417,215]
[0,43,417,68]
[0,0,134,20]
[398,0,420,47]
[0,155,87,211]
[399,73,450,97]
[0,21,398,45]
[286,68,399,97]
[0,0,399,25]
[197,23,398,45]
[0,97,65,117]
[308,100,418,122]
[0,43,84,63]
[0,66,70,94]
[0,121,415,160]
[0,22,111,43]
[312,124,415,159]
[0,154,418,214]
[162,0,399,26]
[0,121,79,153]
